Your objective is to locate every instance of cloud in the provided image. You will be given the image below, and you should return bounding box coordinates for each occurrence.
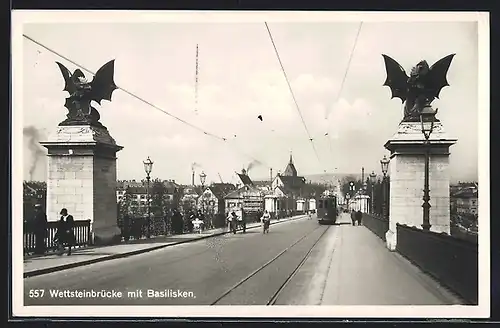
[20,20,479,183]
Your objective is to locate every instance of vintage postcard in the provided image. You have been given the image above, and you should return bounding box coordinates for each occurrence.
[11,10,489,318]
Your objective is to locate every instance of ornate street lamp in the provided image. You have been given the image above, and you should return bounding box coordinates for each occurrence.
[380,155,389,177]
[369,171,377,215]
[200,171,207,189]
[380,155,390,220]
[420,106,438,231]
[143,156,154,238]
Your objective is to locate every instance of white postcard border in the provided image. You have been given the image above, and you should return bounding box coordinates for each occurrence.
[11,10,490,318]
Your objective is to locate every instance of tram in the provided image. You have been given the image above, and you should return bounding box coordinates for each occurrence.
[317,195,338,225]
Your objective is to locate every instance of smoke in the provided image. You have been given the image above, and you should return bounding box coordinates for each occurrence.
[23,126,46,181]
[246,160,262,174]
[191,162,202,172]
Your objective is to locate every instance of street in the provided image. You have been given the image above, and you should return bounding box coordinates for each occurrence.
[24,214,461,306]
[24,217,328,305]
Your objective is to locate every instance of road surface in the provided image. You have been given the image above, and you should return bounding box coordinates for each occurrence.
[24,214,460,306]
[24,216,327,305]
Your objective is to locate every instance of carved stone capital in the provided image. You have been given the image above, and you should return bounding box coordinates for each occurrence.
[44,124,119,147]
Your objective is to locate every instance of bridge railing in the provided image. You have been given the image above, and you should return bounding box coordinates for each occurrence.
[362,213,389,241]
[117,216,171,241]
[396,223,478,305]
[24,220,92,253]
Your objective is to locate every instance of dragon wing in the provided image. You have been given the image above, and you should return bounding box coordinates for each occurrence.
[89,60,118,105]
[382,54,409,102]
[427,54,455,99]
[55,62,77,94]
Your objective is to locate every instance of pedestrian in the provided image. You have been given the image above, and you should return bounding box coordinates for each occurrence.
[239,208,246,233]
[54,215,66,254]
[356,210,363,226]
[171,209,181,234]
[261,210,271,234]
[59,208,75,255]
[187,211,195,233]
[351,210,356,226]
[192,216,203,234]
[33,204,48,255]
[197,210,206,231]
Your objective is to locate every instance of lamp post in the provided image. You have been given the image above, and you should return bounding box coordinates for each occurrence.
[369,171,377,214]
[420,106,438,231]
[346,193,350,211]
[380,155,390,220]
[143,156,153,238]
[349,181,355,210]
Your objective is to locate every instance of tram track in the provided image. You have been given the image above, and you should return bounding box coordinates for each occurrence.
[210,224,331,305]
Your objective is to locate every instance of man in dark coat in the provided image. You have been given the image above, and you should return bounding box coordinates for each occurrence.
[33,204,48,255]
[59,208,75,255]
[172,208,182,234]
[350,210,356,226]
[356,210,363,226]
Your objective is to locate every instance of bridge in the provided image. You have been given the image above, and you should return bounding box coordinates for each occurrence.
[23,211,476,306]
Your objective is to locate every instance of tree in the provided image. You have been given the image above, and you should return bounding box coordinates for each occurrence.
[150,178,167,216]
[181,195,196,215]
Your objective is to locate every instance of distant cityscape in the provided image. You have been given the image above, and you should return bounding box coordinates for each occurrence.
[23,165,478,243]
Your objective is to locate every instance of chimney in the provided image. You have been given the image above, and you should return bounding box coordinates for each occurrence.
[270,168,273,182]
[192,171,195,186]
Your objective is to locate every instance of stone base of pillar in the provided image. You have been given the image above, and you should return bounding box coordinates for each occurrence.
[384,120,457,247]
[40,125,124,247]
[385,229,397,251]
[93,225,122,246]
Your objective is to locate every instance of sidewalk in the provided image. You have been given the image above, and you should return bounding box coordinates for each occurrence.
[319,214,464,305]
[24,214,306,278]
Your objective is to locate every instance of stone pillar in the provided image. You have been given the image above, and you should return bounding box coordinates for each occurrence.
[40,124,123,245]
[384,120,457,251]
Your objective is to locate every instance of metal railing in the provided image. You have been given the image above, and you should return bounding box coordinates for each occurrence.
[23,219,92,253]
[396,223,478,304]
[362,213,389,241]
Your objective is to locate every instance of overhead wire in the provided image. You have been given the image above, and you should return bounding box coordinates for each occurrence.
[324,22,363,169]
[264,22,325,172]
[22,33,274,172]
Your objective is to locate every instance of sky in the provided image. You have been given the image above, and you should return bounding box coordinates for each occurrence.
[20,15,480,186]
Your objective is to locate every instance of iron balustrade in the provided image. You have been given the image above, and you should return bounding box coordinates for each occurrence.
[362,213,389,241]
[396,223,478,305]
[23,219,92,253]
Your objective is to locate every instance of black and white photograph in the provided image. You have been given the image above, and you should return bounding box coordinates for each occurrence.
[12,11,489,318]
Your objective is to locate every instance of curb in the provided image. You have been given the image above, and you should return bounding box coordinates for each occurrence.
[24,215,306,278]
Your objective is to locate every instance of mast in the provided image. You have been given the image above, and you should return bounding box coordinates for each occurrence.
[194,44,199,115]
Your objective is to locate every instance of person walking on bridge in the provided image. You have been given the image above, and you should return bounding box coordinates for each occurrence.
[355,210,363,226]
[33,204,47,255]
[350,209,356,226]
[261,210,271,234]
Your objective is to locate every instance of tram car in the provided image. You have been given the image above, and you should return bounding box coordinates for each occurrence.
[317,195,338,225]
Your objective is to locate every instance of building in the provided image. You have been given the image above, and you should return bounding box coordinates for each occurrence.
[179,185,203,214]
[224,184,264,215]
[453,188,478,216]
[198,183,236,216]
[236,169,253,187]
[23,181,47,221]
[266,153,308,215]
[117,179,182,216]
